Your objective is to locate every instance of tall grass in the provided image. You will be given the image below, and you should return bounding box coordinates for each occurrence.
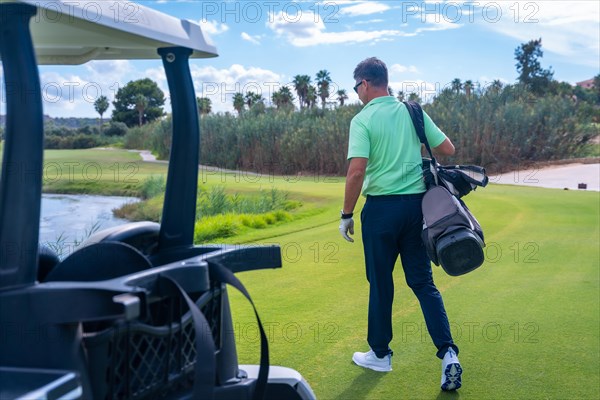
[197,186,294,217]
[113,177,299,242]
[122,85,599,175]
[424,85,599,172]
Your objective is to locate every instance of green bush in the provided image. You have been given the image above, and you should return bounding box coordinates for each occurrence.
[424,85,600,172]
[123,125,149,149]
[194,214,241,243]
[196,186,293,217]
[120,83,598,175]
[140,175,166,200]
[44,133,110,149]
[104,121,129,137]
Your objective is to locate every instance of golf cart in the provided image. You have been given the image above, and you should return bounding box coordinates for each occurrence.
[0,1,316,399]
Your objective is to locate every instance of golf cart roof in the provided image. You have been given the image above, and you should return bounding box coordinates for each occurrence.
[0,0,218,64]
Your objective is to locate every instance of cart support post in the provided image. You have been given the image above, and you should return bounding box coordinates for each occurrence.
[0,3,44,289]
[157,47,200,250]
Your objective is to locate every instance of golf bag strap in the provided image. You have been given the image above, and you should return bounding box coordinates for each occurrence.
[404,100,439,185]
[403,100,435,160]
[208,260,270,400]
[159,275,216,400]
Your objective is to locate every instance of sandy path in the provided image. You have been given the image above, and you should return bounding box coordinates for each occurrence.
[490,163,599,191]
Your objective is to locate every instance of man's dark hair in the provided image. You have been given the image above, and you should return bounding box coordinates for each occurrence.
[353,57,388,89]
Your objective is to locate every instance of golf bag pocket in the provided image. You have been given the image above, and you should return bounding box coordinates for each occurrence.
[422,186,485,276]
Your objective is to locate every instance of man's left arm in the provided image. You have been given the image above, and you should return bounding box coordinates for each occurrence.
[340,157,367,243]
[343,157,367,215]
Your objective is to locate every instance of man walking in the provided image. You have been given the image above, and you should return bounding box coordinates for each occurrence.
[339,57,462,391]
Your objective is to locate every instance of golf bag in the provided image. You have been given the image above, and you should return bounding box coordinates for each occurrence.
[404,101,488,276]
[422,158,488,198]
[421,186,485,275]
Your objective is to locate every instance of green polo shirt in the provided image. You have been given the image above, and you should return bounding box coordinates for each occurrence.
[347,96,447,195]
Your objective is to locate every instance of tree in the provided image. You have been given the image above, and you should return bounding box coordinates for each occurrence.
[316,69,332,109]
[336,89,348,106]
[515,38,554,94]
[271,87,295,110]
[451,78,462,95]
[94,95,109,126]
[594,74,600,103]
[307,86,318,109]
[396,91,405,102]
[293,75,312,109]
[387,87,394,96]
[233,92,245,116]
[134,94,148,127]
[245,92,263,109]
[407,92,421,103]
[464,80,474,97]
[490,79,503,93]
[112,78,165,127]
[197,97,212,115]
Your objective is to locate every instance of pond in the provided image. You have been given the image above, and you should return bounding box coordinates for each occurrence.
[39,194,138,250]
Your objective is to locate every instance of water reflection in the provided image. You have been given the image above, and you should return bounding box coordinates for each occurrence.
[39,194,138,246]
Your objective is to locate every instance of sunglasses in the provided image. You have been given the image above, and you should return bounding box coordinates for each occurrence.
[353,79,369,94]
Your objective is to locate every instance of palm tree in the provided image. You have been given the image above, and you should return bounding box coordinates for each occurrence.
[451,78,462,95]
[245,91,263,109]
[197,97,212,115]
[94,95,109,132]
[336,89,348,106]
[316,69,332,109]
[464,80,473,97]
[407,92,421,103]
[233,92,245,116]
[490,79,503,94]
[387,87,394,96]
[293,75,311,108]
[272,87,295,110]
[307,86,317,109]
[134,94,148,127]
[396,90,405,102]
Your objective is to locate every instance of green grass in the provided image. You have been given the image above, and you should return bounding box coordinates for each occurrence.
[42,148,169,196]
[223,184,599,400]
[26,148,600,399]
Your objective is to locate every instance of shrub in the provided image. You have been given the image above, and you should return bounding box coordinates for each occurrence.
[44,133,109,149]
[104,121,129,137]
[194,214,240,243]
[140,175,166,200]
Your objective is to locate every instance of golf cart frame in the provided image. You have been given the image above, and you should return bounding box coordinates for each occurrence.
[0,1,315,399]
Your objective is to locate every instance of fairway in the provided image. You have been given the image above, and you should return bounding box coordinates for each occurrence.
[42,148,169,196]
[37,149,600,399]
[222,181,600,399]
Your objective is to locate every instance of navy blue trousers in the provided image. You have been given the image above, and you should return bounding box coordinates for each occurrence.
[360,194,457,359]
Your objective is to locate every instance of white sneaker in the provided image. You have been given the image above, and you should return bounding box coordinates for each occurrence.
[440,347,462,390]
[352,349,392,372]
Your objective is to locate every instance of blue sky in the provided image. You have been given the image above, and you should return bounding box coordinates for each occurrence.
[5,0,599,117]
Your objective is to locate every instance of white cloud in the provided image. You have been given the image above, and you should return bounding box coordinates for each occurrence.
[415,13,462,33]
[241,32,261,45]
[355,19,385,25]
[474,1,599,67]
[267,10,415,47]
[40,72,94,115]
[85,60,133,90]
[339,2,391,17]
[199,20,229,36]
[267,9,463,47]
[190,64,283,112]
[390,64,420,75]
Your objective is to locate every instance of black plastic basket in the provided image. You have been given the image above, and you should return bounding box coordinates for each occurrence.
[83,286,222,400]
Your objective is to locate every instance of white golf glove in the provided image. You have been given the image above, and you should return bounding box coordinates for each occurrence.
[339,217,355,243]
